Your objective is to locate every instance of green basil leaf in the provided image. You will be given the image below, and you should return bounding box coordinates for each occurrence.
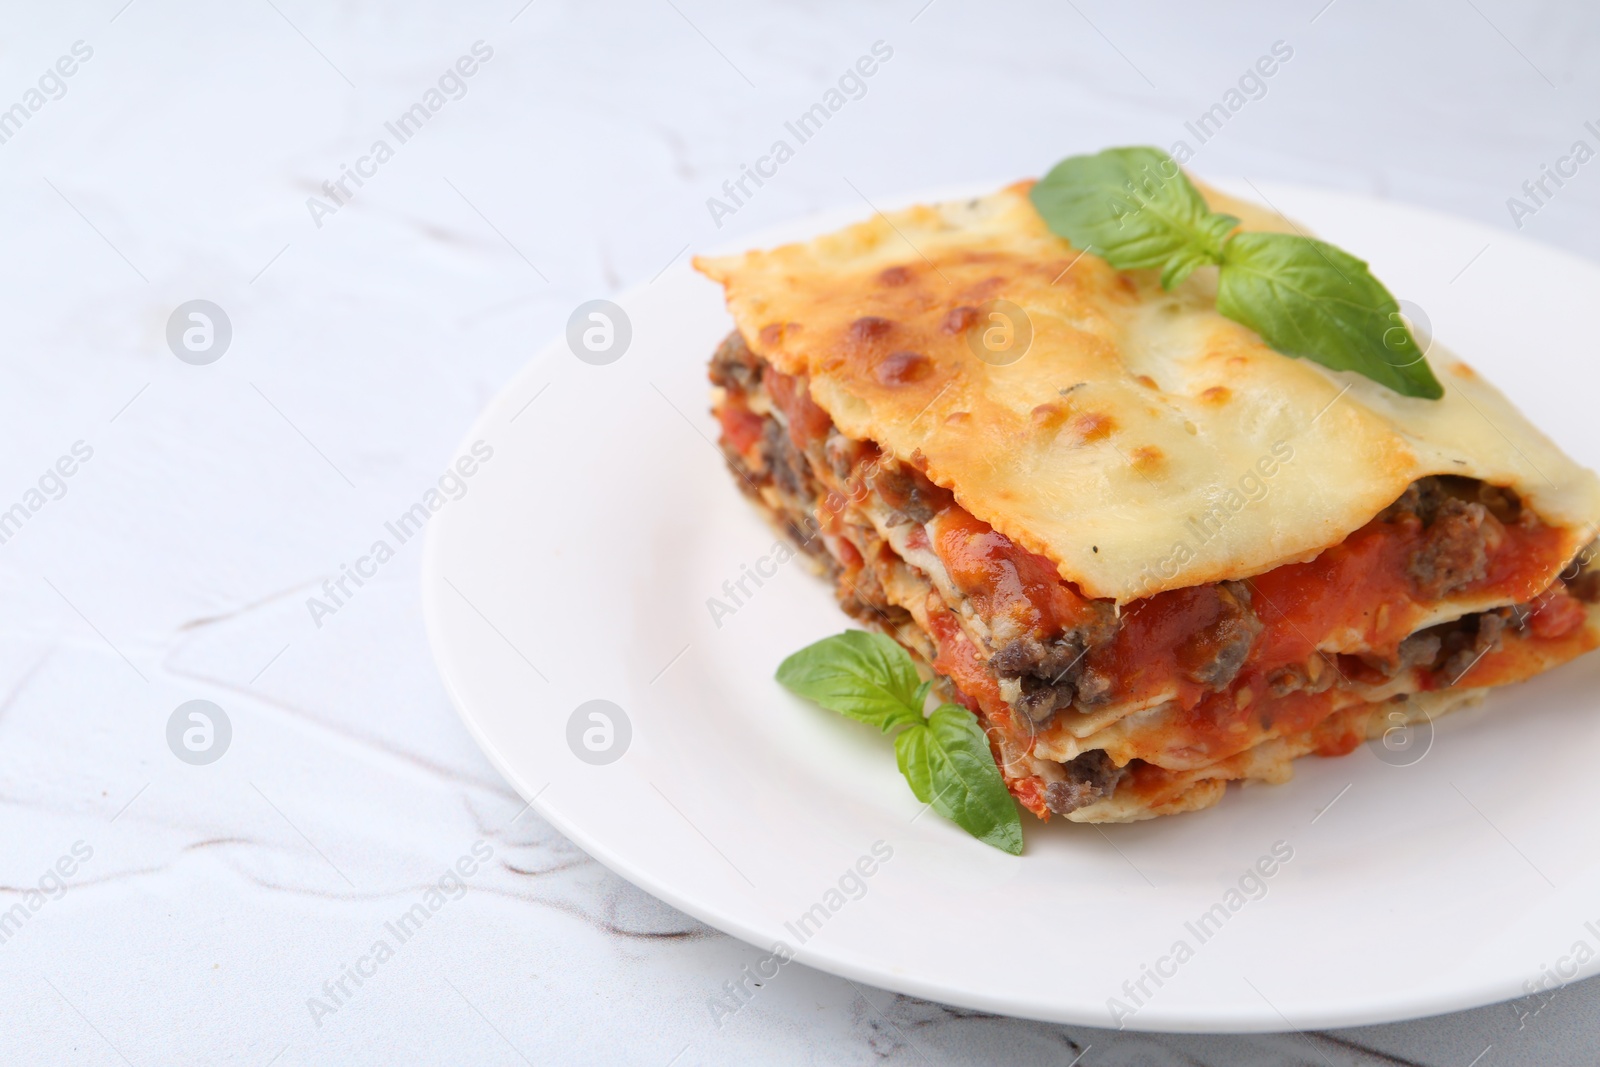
[1030,146,1232,278]
[895,705,1023,855]
[779,632,1021,853]
[1217,232,1445,400]
[1159,244,1219,291]
[1028,145,1444,399]
[894,724,934,804]
[775,630,925,733]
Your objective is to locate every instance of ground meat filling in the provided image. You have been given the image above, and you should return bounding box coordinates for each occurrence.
[1571,570,1600,603]
[1564,542,1600,603]
[1045,750,1126,815]
[970,472,1568,738]
[1355,608,1513,686]
[709,329,762,392]
[711,333,833,568]
[990,606,1120,724]
[1177,581,1263,689]
[1266,656,1338,698]
[1359,630,1445,680]
[872,466,942,525]
[1436,609,1510,684]
[1411,498,1491,598]
[991,581,1261,728]
[760,417,804,498]
[991,634,1091,724]
[1382,476,1509,599]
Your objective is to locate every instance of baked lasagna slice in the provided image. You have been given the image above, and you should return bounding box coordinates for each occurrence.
[694,182,1600,823]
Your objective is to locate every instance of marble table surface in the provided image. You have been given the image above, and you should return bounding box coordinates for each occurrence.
[4,1,1599,1063]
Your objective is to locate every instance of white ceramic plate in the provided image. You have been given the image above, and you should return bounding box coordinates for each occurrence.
[423,182,1600,1032]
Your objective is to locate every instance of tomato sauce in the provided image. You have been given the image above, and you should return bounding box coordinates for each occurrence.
[1247,513,1569,670]
[1525,584,1588,641]
[929,497,1573,685]
[924,488,1582,767]
[1453,605,1598,689]
[1083,587,1231,715]
[765,370,833,449]
[922,597,1056,816]
[931,508,1096,636]
[924,597,1008,722]
[715,401,764,455]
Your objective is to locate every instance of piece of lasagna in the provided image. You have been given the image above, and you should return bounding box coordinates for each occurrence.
[694,182,1600,823]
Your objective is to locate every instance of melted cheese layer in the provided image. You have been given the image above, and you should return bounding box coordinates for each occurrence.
[696,182,1600,602]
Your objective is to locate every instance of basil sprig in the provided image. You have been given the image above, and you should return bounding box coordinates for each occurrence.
[1030,146,1443,400]
[776,631,1023,855]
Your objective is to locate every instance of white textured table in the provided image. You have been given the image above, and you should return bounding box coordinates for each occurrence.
[3,2,1596,1063]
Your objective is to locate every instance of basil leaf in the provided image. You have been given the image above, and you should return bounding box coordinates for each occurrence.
[894,705,1023,855]
[775,630,925,733]
[1029,145,1444,400]
[894,724,934,804]
[1217,232,1445,400]
[778,631,1022,853]
[1030,146,1234,279]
